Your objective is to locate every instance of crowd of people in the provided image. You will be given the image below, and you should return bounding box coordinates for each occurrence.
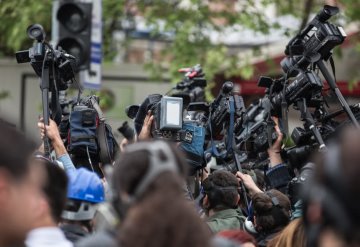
[0,110,360,247]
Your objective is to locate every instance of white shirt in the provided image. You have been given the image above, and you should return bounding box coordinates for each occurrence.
[25,227,73,247]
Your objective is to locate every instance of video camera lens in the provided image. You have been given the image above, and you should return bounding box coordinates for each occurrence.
[118,121,135,141]
[222,81,234,95]
[27,24,46,42]
[317,5,339,22]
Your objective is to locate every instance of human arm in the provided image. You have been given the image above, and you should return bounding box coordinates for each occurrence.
[267,117,283,168]
[38,119,76,172]
[265,117,291,193]
[236,171,263,198]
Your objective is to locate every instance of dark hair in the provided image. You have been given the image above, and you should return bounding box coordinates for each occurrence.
[217,230,258,247]
[304,127,360,244]
[36,158,68,223]
[252,189,290,233]
[0,119,36,180]
[202,170,239,210]
[254,169,265,191]
[114,141,211,247]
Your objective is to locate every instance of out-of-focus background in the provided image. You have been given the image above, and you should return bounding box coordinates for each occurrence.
[0,0,359,140]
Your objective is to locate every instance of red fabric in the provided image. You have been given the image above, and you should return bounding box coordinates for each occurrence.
[218,230,258,247]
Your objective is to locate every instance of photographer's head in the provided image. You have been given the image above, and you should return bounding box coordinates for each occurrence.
[31,154,69,225]
[304,127,360,246]
[113,140,211,247]
[202,170,240,214]
[113,140,187,211]
[252,189,290,233]
[0,119,39,246]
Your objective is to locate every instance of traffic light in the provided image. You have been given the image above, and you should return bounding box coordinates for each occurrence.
[56,1,92,71]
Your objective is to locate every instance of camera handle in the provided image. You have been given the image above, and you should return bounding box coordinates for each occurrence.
[296,99,327,151]
[40,54,52,158]
[316,60,360,128]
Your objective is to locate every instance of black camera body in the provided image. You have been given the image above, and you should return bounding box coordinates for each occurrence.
[287,162,314,206]
[150,96,186,142]
[16,45,76,92]
[235,97,277,156]
[16,23,78,137]
[272,71,323,110]
[257,70,323,117]
[281,5,346,75]
[209,81,245,138]
[118,121,135,141]
[170,64,207,107]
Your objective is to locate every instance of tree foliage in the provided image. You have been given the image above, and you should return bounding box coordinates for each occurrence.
[135,0,275,83]
[0,0,359,87]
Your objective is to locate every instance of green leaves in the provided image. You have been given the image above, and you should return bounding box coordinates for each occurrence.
[0,0,52,56]
[133,0,274,95]
[1,0,359,96]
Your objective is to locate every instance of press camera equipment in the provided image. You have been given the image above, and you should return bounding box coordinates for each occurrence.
[258,71,323,113]
[117,121,135,141]
[287,162,314,207]
[280,5,359,128]
[168,64,207,107]
[208,81,244,139]
[282,103,360,169]
[61,95,118,176]
[149,96,185,141]
[125,104,140,119]
[58,91,77,142]
[197,81,250,213]
[281,5,346,75]
[234,97,277,159]
[16,24,77,157]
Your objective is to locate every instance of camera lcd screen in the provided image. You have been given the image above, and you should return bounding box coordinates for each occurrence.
[166,101,181,125]
[160,96,183,130]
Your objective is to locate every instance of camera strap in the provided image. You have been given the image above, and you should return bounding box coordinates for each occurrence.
[281,73,289,136]
[209,97,235,158]
[89,97,113,166]
[227,97,235,154]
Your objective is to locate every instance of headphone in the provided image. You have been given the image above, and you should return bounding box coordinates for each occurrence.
[123,141,179,202]
[202,173,239,210]
[245,190,289,234]
[244,200,257,234]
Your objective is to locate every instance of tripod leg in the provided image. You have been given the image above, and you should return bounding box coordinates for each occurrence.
[317,60,359,128]
[297,100,327,151]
